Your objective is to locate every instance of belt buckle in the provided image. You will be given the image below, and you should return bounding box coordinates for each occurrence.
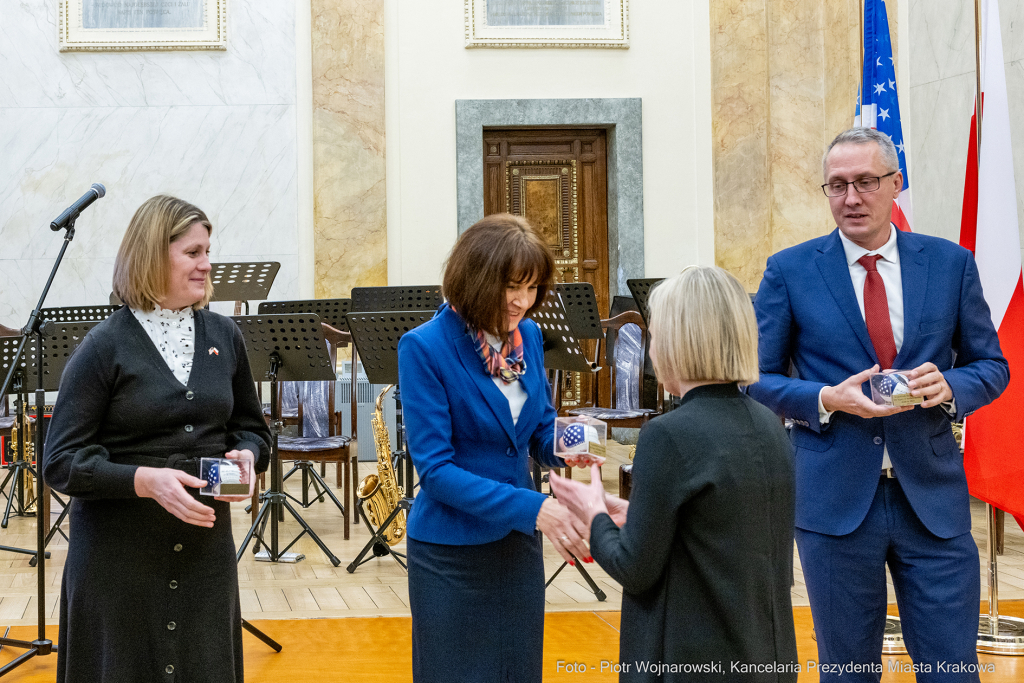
[882,467,895,479]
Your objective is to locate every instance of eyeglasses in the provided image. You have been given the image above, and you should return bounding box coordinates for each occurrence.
[821,171,897,197]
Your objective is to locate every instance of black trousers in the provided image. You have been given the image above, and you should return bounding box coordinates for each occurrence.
[408,530,545,683]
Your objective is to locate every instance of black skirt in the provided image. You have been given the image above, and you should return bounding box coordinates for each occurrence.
[408,531,545,683]
[57,495,242,682]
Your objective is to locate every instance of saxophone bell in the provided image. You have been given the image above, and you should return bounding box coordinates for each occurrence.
[356,385,407,545]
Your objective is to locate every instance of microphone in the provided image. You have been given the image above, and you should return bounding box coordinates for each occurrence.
[50,183,106,231]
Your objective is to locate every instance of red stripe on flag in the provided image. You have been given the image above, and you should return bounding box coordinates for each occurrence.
[964,274,1024,518]
[891,201,911,232]
[959,108,980,253]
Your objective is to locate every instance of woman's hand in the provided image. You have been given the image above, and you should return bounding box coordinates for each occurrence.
[535,498,591,565]
[215,449,256,502]
[604,493,629,527]
[561,453,606,468]
[134,467,215,527]
[549,465,609,529]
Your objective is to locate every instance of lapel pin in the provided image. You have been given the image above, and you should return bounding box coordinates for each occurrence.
[209,347,219,356]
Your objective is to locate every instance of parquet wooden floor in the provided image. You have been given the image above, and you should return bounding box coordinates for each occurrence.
[1,440,1023,680]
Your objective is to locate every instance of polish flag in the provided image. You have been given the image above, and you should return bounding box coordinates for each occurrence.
[959,0,1024,523]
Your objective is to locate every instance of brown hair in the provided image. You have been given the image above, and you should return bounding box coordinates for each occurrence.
[112,195,214,311]
[442,214,555,336]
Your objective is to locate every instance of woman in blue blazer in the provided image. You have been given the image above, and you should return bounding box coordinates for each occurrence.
[398,214,591,683]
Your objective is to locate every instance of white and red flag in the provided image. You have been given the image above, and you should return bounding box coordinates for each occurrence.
[959,0,1024,524]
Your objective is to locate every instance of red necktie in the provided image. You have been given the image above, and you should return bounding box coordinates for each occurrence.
[858,254,897,369]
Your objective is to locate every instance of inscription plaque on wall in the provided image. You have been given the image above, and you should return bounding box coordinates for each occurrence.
[465,0,628,48]
[59,0,227,51]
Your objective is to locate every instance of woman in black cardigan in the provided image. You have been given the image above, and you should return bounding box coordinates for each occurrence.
[43,196,271,683]
[552,266,798,682]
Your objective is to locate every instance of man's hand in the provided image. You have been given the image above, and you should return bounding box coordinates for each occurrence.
[905,362,953,408]
[821,365,914,419]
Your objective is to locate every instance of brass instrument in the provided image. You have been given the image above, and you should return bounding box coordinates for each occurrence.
[356,385,406,545]
[9,407,36,514]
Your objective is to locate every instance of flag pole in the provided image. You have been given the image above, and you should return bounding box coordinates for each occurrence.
[971,0,1024,655]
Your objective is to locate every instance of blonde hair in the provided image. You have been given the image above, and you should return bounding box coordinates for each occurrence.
[112,195,213,311]
[647,265,759,386]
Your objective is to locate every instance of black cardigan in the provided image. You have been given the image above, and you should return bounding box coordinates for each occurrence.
[42,306,271,683]
[590,383,798,682]
[44,306,271,494]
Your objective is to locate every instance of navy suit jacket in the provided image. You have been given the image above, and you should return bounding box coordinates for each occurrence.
[748,228,1008,539]
[398,304,563,545]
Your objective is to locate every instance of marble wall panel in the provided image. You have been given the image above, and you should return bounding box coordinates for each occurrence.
[0,1,300,325]
[710,0,771,291]
[908,0,976,85]
[767,0,832,256]
[0,1,296,109]
[712,0,874,292]
[311,0,387,299]
[824,0,862,145]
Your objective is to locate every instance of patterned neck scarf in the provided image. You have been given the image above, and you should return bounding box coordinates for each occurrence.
[472,326,526,384]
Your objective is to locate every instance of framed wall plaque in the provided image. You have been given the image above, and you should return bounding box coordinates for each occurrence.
[58,0,227,51]
[465,0,628,49]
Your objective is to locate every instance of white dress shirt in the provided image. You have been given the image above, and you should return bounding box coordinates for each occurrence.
[817,225,954,471]
[832,227,898,469]
[131,305,196,386]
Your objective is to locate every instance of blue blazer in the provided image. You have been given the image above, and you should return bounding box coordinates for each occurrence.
[748,228,1008,539]
[397,304,563,545]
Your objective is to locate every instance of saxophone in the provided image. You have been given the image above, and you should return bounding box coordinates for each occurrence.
[9,408,36,514]
[356,385,406,545]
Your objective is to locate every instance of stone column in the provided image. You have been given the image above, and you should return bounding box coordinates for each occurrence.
[711,0,898,292]
[311,0,388,298]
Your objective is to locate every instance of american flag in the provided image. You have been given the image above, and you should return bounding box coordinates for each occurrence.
[855,0,913,232]
[870,372,916,407]
[561,423,588,451]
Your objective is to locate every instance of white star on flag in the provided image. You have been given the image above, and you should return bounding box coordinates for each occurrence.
[855,0,913,232]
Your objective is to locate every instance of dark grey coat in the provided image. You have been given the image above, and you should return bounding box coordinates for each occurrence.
[590,383,798,682]
[43,307,271,683]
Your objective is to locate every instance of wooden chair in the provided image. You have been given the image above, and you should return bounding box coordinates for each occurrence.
[260,323,356,539]
[565,311,662,428]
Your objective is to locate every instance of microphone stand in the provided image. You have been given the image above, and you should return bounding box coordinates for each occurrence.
[0,219,78,675]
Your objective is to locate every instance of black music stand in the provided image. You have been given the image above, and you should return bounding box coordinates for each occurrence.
[232,314,341,566]
[257,299,357,524]
[344,310,434,573]
[0,214,91,675]
[529,290,607,602]
[350,285,443,313]
[1,320,100,556]
[210,262,281,313]
[626,278,664,328]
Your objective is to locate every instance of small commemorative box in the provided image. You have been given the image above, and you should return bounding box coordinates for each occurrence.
[555,416,608,464]
[200,457,251,496]
[870,370,923,407]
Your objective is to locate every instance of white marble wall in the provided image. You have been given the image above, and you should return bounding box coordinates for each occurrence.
[909,0,1024,266]
[0,1,299,324]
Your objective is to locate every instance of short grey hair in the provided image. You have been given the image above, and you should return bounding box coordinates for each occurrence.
[822,127,900,180]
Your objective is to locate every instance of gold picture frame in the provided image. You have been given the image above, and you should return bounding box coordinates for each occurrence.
[465,0,628,49]
[58,0,227,52]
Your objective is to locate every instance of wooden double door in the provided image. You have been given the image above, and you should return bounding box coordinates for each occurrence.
[483,128,610,410]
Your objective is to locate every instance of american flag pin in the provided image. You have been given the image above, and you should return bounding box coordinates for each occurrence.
[209,347,219,356]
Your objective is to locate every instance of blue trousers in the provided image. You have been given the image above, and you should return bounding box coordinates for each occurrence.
[796,477,980,682]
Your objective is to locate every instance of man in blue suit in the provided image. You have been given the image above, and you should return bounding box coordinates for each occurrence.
[749,128,1008,681]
